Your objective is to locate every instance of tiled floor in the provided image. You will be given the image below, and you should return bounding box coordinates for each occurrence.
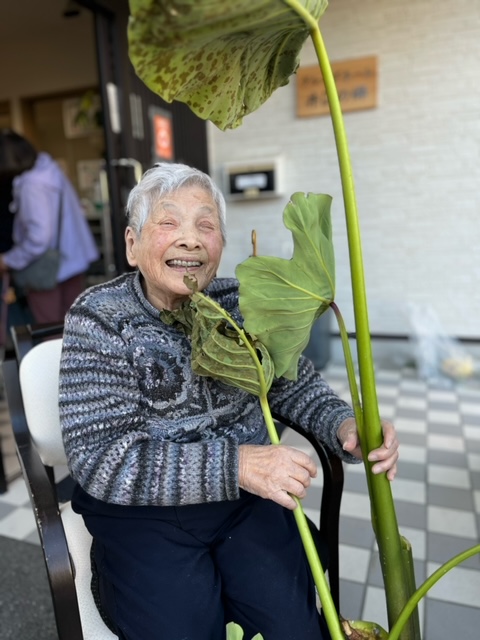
[1,363,479,638]
[283,364,480,639]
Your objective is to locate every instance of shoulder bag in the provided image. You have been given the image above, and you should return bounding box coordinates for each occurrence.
[12,195,63,292]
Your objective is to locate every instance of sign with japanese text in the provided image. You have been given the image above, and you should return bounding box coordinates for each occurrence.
[150,107,174,162]
[296,56,378,117]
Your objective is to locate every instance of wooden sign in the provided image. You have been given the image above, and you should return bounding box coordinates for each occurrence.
[296,55,378,117]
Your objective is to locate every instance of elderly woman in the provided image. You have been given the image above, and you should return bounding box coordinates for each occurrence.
[59,163,398,640]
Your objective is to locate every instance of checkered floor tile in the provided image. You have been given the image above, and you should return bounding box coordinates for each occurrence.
[1,363,479,638]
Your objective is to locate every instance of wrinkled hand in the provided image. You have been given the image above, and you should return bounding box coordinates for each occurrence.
[337,417,399,481]
[239,444,317,510]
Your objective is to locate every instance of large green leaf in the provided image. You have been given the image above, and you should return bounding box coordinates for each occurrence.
[189,289,275,397]
[236,192,335,380]
[128,0,328,130]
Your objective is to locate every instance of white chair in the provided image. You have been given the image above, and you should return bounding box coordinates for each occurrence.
[3,331,117,640]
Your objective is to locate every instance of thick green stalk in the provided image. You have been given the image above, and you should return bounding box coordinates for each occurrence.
[310,25,416,638]
[330,305,422,638]
[282,2,416,634]
[401,538,422,640]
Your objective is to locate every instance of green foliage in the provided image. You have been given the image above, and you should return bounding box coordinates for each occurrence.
[236,192,335,380]
[128,2,480,639]
[187,283,275,396]
[128,0,328,130]
[341,619,388,639]
[226,621,264,640]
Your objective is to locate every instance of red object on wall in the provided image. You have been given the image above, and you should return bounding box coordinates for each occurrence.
[151,109,174,161]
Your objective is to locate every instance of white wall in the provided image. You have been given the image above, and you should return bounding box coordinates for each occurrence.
[209,0,480,341]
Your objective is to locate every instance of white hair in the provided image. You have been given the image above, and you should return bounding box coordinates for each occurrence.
[125,162,227,243]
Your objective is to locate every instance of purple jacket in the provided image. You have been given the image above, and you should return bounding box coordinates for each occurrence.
[3,153,99,282]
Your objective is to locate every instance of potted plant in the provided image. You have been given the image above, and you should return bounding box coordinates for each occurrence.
[127,1,480,638]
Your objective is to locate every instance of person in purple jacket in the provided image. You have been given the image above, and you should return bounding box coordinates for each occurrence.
[0,129,99,323]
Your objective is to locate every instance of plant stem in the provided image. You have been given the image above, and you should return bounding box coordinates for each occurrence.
[292,501,345,639]
[258,394,345,640]
[329,302,364,438]
[401,537,422,640]
[310,24,417,637]
[310,25,415,636]
[330,301,378,519]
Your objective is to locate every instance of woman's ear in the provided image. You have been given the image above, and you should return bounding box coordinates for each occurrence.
[125,226,138,267]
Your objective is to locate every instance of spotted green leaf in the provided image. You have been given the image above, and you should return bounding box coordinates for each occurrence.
[236,192,335,380]
[128,0,328,130]
[188,289,275,397]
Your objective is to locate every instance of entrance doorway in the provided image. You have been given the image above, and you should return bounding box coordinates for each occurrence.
[77,0,210,275]
[0,0,210,277]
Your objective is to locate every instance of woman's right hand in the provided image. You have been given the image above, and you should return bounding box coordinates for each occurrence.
[238,444,318,510]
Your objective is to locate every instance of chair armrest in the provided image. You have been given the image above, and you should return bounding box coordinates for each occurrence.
[2,359,84,640]
[271,411,344,611]
[10,323,64,364]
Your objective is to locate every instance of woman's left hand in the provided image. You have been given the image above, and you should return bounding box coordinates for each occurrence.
[337,417,399,481]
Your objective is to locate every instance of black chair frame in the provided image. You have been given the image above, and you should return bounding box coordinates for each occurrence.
[3,323,83,640]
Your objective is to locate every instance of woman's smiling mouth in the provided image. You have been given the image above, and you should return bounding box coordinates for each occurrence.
[166,259,202,269]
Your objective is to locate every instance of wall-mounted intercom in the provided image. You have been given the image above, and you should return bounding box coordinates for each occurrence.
[223,157,285,201]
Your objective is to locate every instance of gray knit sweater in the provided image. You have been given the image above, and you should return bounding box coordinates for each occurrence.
[59,272,356,507]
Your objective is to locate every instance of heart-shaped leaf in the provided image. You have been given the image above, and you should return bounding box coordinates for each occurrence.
[236,192,335,380]
[128,0,328,130]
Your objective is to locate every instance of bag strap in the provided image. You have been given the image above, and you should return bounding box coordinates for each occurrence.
[55,180,65,251]
[0,272,9,347]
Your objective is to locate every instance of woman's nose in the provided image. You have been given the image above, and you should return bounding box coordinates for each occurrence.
[176,225,201,247]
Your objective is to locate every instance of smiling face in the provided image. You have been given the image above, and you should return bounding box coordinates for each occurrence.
[125,184,224,310]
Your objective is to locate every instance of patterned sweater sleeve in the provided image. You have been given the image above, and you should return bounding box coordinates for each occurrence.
[59,306,239,507]
[267,355,359,464]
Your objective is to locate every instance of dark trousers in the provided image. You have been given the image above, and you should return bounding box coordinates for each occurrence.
[26,272,85,324]
[73,486,328,640]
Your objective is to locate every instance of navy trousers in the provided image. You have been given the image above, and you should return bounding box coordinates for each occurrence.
[73,486,329,640]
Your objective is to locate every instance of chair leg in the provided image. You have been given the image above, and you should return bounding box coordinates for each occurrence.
[0,441,7,494]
